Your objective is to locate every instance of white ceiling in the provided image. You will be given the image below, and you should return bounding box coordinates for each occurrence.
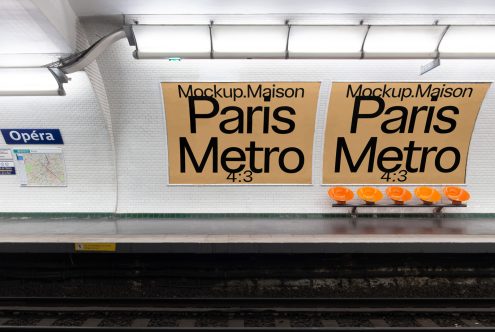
[1,0,494,68]
[0,0,75,66]
[68,0,495,16]
[0,0,61,54]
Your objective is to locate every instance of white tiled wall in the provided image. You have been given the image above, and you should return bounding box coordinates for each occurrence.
[0,72,116,212]
[3,19,495,214]
[90,33,495,213]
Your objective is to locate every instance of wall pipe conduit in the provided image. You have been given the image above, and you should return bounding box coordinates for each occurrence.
[59,29,126,74]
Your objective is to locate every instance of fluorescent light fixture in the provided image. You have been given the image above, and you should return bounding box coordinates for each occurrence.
[212,17,285,25]
[439,26,495,58]
[0,68,66,96]
[364,25,446,58]
[0,54,61,67]
[127,23,495,60]
[132,25,211,59]
[125,15,211,25]
[288,15,362,25]
[212,25,288,58]
[289,25,368,58]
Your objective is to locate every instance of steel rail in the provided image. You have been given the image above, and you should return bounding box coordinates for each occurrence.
[0,298,494,314]
[0,327,494,331]
[0,297,493,308]
[0,298,494,330]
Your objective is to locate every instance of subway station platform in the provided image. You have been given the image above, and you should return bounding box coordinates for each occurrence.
[0,216,494,253]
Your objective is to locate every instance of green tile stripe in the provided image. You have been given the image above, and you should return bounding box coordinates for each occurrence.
[0,212,493,219]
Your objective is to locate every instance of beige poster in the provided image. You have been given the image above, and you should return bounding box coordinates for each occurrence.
[323,82,490,184]
[162,82,320,184]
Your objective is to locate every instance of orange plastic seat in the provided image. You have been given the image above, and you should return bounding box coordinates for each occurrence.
[386,186,412,205]
[328,187,354,205]
[357,186,383,204]
[414,186,441,204]
[443,186,470,205]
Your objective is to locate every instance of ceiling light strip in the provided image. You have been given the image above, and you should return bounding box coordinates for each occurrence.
[128,23,495,59]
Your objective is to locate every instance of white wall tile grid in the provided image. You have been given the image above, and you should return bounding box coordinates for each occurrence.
[82,18,495,214]
[0,71,116,212]
[2,17,494,214]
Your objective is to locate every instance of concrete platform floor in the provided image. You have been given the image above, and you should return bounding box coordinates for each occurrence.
[0,216,493,253]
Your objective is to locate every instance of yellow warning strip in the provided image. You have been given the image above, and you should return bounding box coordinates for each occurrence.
[74,243,116,252]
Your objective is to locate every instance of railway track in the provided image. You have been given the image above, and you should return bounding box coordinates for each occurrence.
[0,298,494,330]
